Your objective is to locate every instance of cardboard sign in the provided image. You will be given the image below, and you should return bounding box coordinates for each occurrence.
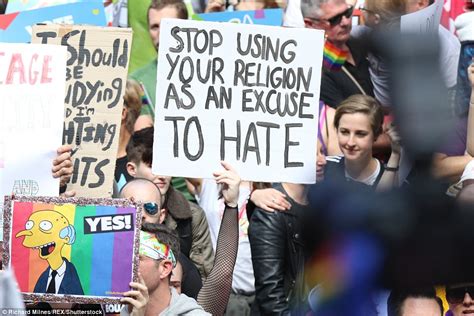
[32,25,133,198]
[400,0,443,34]
[194,9,284,26]
[0,43,67,241]
[2,196,141,303]
[0,1,107,43]
[153,19,324,184]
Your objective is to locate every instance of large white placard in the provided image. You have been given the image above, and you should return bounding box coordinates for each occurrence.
[0,43,66,240]
[400,0,443,34]
[152,19,324,184]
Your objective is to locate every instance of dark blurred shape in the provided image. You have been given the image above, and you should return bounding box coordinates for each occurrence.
[303,177,474,315]
[178,252,203,299]
[376,31,452,160]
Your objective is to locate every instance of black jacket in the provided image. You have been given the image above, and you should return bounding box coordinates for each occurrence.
[249,184,307,315]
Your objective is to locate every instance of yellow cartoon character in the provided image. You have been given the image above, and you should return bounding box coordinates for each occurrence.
[16,210,84,295]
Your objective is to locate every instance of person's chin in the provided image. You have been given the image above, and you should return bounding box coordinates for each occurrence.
[343,150,359,159]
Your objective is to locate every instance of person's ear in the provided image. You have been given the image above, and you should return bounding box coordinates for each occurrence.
[127,162,138,177]
[158,208,167,224]
[373,13,381,25]
[122,106,128,121]
[159,260,173,280]
[303,18,325,30]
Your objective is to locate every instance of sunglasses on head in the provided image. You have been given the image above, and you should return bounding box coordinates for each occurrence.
[446,286,474,304]
[324,5,354,27]
[144,202,159,216]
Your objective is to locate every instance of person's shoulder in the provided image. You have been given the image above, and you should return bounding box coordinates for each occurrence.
[324,156,346,180]
[129,59,157,80]
[189,202,209,225]
[163,289,210,316]
[326,155,344,164]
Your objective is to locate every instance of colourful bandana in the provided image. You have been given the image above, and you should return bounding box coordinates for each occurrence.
[323,41,348,71]
[140,231,177,267]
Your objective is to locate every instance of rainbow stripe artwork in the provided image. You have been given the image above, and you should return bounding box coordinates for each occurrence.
[5,196,140,302]
[323,41,348,71]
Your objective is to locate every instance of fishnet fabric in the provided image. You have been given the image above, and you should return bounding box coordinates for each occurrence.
[197,205,239,315]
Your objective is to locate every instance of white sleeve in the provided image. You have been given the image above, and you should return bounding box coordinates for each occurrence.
[283,0,305,28]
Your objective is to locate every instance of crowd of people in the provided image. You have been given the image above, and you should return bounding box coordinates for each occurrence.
[1,0,474,315]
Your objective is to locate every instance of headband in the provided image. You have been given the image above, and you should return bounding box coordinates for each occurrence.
[140,231,177,267]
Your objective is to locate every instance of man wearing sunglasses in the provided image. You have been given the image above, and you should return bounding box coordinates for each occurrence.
[446,284,474,316]
[300,0,374,109]
[123,127,215,282]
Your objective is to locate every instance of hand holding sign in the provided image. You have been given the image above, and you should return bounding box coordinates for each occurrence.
[121,273,149,316]
[52,145,73,187]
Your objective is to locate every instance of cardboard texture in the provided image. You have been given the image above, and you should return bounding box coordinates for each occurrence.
[32,25,133,198]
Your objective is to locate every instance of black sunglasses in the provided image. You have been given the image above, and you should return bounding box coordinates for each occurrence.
[144,202,159,215]
[446,286,474,304]
[313,5,353,27]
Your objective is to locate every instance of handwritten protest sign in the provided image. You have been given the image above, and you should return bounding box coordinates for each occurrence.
[153,19,324,184]
[2,196,141,303]
[0,1,106,43]
[194,9,284,26]
[0,43,67,241]
[400,0,443,34]
[32,25,132,198]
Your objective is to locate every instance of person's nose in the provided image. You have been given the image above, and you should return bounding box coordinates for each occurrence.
[347,134,356,146]
[340,15,351,26]
[317,153,327,166]
[464,292,474,306]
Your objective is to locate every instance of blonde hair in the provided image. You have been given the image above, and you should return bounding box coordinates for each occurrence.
[123,79,142,134]
[334,95,384,138]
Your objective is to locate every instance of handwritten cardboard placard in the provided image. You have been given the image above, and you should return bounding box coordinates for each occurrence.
[32,25,133,198]
[400,0,443,34]
[0,1,107,43]
[194,9,284,26]
[153,19,324,184]
[2,196,141,303]
[0,43,67,241]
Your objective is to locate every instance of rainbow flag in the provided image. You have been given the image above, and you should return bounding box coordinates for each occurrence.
[9,201,137,297]
[323,41,348,71]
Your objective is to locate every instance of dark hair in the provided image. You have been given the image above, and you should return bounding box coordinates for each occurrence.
[148,0,188,22]
[141,222,181,256]
[126,127,154,166]
[387,287,443,316]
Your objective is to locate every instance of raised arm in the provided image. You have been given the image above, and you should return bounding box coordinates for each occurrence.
[197,161,239,315]
[377,123,401,191]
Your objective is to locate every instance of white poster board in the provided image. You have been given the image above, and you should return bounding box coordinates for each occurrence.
[0,43,66,240]
[153,19,324,184]
[400,0,443,34]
